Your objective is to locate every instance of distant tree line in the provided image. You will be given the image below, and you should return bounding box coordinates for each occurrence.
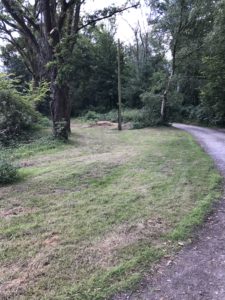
[1,0,225,140]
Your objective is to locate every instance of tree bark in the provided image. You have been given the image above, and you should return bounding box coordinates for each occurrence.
[50,79,71,139]
[1,1,139,140]
[160,0,186,123]
[161,94,167,123]
[160,74,172,123]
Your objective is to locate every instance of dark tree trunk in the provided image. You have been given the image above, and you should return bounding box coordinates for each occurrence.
[50,81,71,140]
[1,0,138,140]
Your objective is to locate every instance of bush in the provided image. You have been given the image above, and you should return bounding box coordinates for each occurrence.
[122,109,142,123]
[0,89,39,144]
[132,92,162,128]
[0,159,19,184]
[39,117,52,128]
[24,81,50,115]
[82,109,142,125]
[83,110,101,121]
[103,109,142,123]
[167,90,184,123]
[102,110,118,122]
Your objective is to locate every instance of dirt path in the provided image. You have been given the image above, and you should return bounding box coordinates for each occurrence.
[115,124,225,300]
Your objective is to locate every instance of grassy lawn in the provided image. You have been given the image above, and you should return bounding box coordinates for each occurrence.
[0,121,222,299]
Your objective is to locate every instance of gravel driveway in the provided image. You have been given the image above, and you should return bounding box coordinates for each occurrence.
[116,124,225,300]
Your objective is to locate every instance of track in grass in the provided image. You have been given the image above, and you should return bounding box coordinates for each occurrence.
[0,122,221,299]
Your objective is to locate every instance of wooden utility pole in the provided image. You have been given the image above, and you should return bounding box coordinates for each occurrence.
[117,39,122,131]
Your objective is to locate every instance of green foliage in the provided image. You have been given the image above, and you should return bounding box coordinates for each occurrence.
[0,121,221,299]
[82,109,142,125]
[122,30,167,109]
[0,74,40,144]
[68,25,167,116]
[132,91,183,129]
[103,109,142,124]
[122,109,142,123]
[0,159,19,185]
[2,0,225,127]
[24,81,50,115]
[3,135,66,161]
[38,117,51,128]
[131,71,169,128]
[0,90,38,143]
[146,0,217,124]
[83,110,101,121]
[67,26,118,114]
[199,2,225,125]
[0,43,31,84]
[0,73,21,90]
[133,92,162,128]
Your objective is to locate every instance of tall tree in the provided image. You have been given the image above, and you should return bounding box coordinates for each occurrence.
[200,0,225,125]
[123,25,166,108]
[69,25,118,114]
[147,0,216,122]
[0,0,138,139]
[0,42,31,84]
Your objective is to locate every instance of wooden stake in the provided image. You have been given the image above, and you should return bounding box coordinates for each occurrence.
[117,39,122,131]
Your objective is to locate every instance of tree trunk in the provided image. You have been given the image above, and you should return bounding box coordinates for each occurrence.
[50,81,71,140]
[161,73,172,123]
[160,47,176,123]
[161,93,167,123]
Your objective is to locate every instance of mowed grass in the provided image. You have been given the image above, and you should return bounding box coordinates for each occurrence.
[0,121,222,299]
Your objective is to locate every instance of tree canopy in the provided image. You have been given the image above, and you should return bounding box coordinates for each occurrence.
[0,0,138,138]
[1,0,225,136]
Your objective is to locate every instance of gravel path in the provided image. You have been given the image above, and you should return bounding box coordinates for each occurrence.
[115,124,225,300]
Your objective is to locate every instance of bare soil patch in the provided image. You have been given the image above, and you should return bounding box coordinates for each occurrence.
[90,121,118,128]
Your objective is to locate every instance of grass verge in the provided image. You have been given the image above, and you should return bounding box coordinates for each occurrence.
[0,122,222,299]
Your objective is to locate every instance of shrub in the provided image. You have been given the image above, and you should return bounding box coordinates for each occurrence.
[0,89,39,144]
[122,109,142,123]
[167,90,184,123]
[0,73,42,144]
[132,92,162,128]
[84,110,101,121]
[103,109,142,123]
[83,109,142,124]
[103,110,118,122]
[24,81,50,115]
[0,159,19,185]
[39,117,52,128]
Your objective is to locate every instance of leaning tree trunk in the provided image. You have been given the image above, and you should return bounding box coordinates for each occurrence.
[50,81,71,139]
[161,74,172,123]
[160,93,167,123]
[161,40,177,123]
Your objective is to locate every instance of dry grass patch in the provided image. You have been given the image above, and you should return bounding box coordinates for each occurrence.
[0,233,59,299]
[0,122,222,299]
[0,206,37,219]
[88,217,169,268]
